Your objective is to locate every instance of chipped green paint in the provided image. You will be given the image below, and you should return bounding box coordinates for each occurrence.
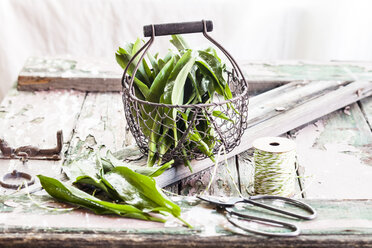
[30,117,45,123]
[242,62,371,82]
[23,58,77,73]
[0,194,69,215]
[1,193,372,236]
[360,96,372,131]
[267,64,353,81]
[0,111,7,118]
[314,103,372,149]
[15,104,33,116]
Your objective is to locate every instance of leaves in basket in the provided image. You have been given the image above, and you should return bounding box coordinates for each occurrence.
[116,35,234,171]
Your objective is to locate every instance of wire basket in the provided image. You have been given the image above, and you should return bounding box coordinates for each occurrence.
[121,20,249,164]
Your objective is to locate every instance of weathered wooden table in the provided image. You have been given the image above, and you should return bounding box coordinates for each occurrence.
[0,58,372,247]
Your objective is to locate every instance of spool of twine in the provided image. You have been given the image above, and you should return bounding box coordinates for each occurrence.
[252,137,297,197]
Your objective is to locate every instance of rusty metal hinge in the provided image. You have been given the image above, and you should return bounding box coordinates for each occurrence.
[0,130,63,161]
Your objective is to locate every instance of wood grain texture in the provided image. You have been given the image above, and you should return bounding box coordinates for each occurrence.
[179,156,239,196]
[241,60,372,82]
[1,233,372,248]
[22,57,372,93]
[360,96,372,130]
[17,57,123,92]
[66,92,131,154]
[62,91,178,192]
[1,197,372,247]
[0,90,85,194]
[156,81,372,187]
[293,103,372,199]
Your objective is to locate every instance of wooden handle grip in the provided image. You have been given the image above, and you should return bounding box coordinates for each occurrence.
[143,20,213,37]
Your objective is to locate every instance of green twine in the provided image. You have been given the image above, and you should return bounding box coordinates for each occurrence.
[253,147,296,197]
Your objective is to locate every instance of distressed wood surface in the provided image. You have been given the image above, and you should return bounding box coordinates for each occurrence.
[179,156,239,197]
[1,195,372,247]
[157,80,372,187]
[17,57,123,92]
[360,96,372,130]
[16,57,286,94]
[1,59,372,247]
[19,57,372,94]
[293,103,372,199]
[2,233,372,248]
[0,90,85,194]
[62,92,179,193]
[241,60,372,82]
[66,92,131,154]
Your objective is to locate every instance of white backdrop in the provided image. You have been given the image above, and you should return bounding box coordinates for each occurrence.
[1,0,372,100]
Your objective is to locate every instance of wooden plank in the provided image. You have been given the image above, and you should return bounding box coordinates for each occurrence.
[0,90,85,194]
[156,81,372,187]
[66,92,131,153]
[359,96,372,130]
[241,60,372,82]
[293,103,372,199]
[19,57,372,93]
[63,92,178,193]
[18,57,286,93]
[17,57,123,92]
[236,149,255,196]
[180,156,239,197]
[1,196,372,247]
[4,234,372,248]
[2,233,372,248]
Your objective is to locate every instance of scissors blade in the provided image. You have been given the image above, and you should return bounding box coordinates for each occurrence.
[196,195,241,207]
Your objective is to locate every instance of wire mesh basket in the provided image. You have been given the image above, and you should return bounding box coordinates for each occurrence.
[121,20,249,164]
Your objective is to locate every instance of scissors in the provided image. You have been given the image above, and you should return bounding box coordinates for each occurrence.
[197,195,317,237]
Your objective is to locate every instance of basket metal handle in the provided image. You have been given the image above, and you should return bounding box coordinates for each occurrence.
[144,20,213,37]
[122,20,247,97]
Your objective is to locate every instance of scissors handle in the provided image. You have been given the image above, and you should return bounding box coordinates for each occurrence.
[245,195,317,220]
[226,209,300,237]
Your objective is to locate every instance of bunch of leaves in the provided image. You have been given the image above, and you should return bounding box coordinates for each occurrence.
[116,35,234,171]
[38,149,190,226]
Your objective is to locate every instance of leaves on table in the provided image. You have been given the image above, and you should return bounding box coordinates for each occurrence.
[42,150,189,225]
[38,175,165,222]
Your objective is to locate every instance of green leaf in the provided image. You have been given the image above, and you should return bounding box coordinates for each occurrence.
[104,151,173,177]
[188,68,202,102]
[171,58,196,105]
[197,50,233,99]
[169,50,192,82]
[189,130,215,162]
[147,57,174,103]
[158,59,166,70]
[170,35,190,52]
[116,45,147,84]
[204,47,221,63]
[131,38,151,85]
[195,60,224,96]
[38,175,164,222]
[212,110,234,123]
[102,166,181,217]
[156,131,173,164]
[147,52,159,77]
[198,50,226,86]
[147,113,161,167]
[116,52,150,98]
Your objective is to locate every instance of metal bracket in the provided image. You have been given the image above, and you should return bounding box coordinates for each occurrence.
[0,130,63,161]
